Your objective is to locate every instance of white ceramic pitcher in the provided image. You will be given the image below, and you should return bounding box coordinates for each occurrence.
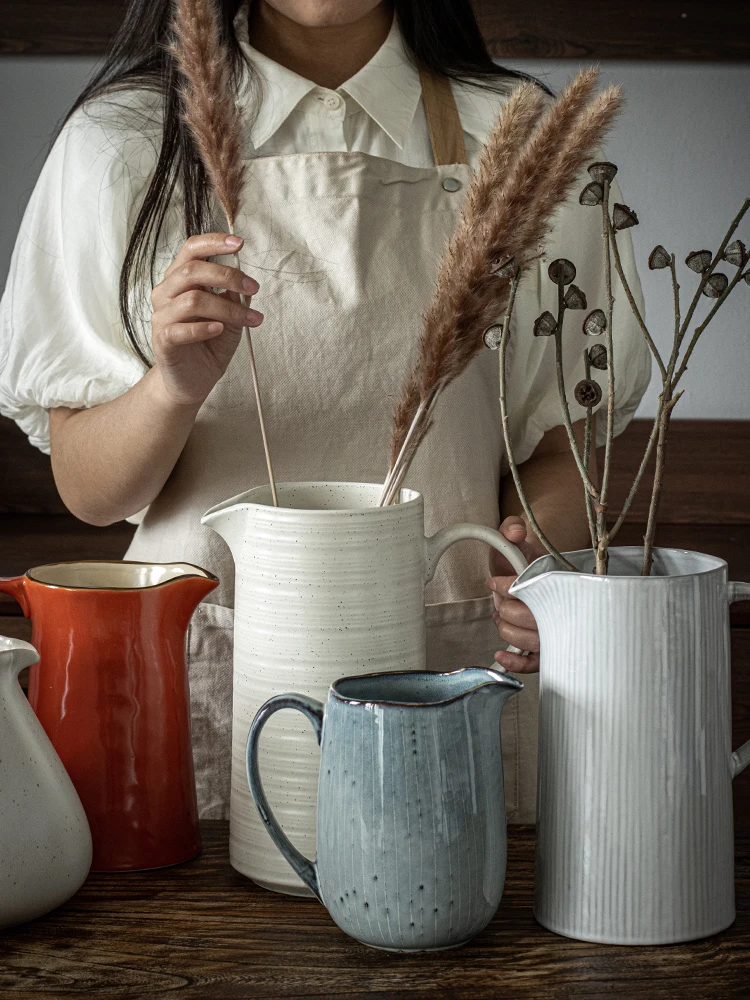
[202,482,528,894]
[510,547,750,945]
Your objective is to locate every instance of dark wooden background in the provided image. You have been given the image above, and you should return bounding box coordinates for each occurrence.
[2,415,750,832]
[1,0,749,59]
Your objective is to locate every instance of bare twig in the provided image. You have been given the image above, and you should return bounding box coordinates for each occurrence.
[582,350,598,550]
[595,182,617,574]
[641,391,683,575]
[673,262,749,387]
[608,397,662,541]
[609,229,667,380]
[499,271,577,571]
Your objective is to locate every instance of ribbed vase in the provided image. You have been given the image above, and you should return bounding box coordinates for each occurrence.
[510,547,750,945]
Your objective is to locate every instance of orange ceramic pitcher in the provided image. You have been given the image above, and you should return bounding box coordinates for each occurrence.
[0,561,217,871]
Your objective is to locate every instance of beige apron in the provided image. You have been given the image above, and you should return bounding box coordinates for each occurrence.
[125,70,539,823]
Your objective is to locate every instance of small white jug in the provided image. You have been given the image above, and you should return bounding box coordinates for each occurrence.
[203,482,527,894]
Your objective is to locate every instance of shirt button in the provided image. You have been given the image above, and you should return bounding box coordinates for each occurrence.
[324,93,342,110]
[442,177,462,192]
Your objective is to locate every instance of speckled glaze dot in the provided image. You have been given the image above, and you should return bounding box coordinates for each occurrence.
[203,482,527,895]
[0,636,92,929]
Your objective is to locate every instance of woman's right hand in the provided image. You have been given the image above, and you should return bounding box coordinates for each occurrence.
[150,232,263,407]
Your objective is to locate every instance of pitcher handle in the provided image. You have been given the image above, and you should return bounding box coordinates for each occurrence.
[729,582,750,777]
[246,693,324,900]
[0,576,30,617]
[424,524,529,656]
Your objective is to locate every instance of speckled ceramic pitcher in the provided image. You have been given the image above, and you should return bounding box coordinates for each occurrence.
[510,547,750,945]
[247,668,522,951]
[202,482,527,895]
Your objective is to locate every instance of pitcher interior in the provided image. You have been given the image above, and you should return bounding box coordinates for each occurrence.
[245,482,420,511]
[519,547,726,581]
[27,561,213,590]
[333,668,512,706]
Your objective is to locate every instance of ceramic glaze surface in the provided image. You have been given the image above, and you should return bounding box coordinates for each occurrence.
[0,636,92,928]
[202,482,527,894]
[247,668,522,950]
[0,562,217,871]
[510,547,750,945]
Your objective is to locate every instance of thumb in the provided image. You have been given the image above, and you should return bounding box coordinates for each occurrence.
[490,516,530,577]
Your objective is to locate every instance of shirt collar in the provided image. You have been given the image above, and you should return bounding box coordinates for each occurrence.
[233,4,423,151]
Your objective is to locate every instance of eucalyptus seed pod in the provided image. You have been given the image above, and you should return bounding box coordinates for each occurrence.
[491,257,517,279]
[587,344,608,370]
[574,379,603,407]
[533,311,557,337]
[588,161,618,184]
[723,240,747,268]
[583,308,607,336]
[548,258,576,286]
[685,250,713,273]
[564,284,587,310]
[702,272,729,298]
[648,245,671,270]
[483,324,504,350]
[579,181,604,206]
[744,272,750,285]
[612,204,639,231]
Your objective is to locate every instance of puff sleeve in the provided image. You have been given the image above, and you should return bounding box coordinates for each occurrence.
[502,174,652,468]
[0,94,159,453]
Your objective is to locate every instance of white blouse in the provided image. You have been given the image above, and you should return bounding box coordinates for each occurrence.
[0,5,650,456]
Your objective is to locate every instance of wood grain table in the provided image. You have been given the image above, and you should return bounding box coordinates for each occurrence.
[0,823,747,1000]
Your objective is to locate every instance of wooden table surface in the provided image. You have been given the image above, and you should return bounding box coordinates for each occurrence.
[0,823,747,1000]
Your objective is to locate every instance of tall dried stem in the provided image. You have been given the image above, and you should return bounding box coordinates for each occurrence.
[171,0,278,504]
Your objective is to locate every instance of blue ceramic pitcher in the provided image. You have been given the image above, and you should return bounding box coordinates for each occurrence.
[246,668,522,951]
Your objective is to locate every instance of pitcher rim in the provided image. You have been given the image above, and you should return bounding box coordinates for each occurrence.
[202,481,423,520]
[23,560,218,592]
[330,667,523,708]
[510,546,727,594]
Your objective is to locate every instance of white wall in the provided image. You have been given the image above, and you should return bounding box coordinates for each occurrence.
[1,56,749,419]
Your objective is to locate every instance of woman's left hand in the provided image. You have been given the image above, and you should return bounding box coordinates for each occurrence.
[487,516,540,674]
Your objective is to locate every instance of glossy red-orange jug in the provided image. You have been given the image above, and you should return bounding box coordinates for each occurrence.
[0,561,217,871]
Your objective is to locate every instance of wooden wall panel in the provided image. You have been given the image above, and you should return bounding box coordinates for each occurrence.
[1,1,748,59]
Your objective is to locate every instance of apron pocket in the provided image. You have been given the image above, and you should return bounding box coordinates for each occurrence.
[425,595,538,824]
[186,602,234,820]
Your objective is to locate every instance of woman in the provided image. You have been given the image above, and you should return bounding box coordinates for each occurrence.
[0,0,650,826]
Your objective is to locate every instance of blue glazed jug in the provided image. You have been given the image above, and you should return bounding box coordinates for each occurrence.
[247,667,522,951]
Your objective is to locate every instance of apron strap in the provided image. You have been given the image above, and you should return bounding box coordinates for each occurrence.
[418,68,469,167]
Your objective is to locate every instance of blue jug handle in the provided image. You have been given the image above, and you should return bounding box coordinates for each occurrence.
[246,693,324,900]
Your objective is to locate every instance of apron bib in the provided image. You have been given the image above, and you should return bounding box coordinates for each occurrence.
[126,71,538,824]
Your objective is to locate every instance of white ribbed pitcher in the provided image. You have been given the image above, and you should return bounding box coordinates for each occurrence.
[202,482,527,894]
[510,547,750,945]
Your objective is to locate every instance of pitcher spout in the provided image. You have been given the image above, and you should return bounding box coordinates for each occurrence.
[201,491,254,556]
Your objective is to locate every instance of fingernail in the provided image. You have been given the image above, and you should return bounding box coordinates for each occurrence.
[242,276,258,293]
[486,579,497,591]
[207,322,223,334]
[226,235,243,248]
[246,308,263,324]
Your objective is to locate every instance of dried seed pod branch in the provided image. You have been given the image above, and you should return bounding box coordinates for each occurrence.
[595,175,618,574]
[498,270,577,571]
[170,0,278,505]
[382,70,622,506]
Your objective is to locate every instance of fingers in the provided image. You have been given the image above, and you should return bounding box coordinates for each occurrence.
[165,232,245,279]
[492,609,540,652]
[494,648,540,674]
[156,259,259,308]
[154,321,233,349]
[155,288,263,340]
[490,594,536,629]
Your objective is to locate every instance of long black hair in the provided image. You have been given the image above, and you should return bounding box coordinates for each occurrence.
[61,1,548,365]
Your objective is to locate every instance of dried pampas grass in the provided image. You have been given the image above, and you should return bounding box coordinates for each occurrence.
[170,0,278,504]
[380,68,622,506]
